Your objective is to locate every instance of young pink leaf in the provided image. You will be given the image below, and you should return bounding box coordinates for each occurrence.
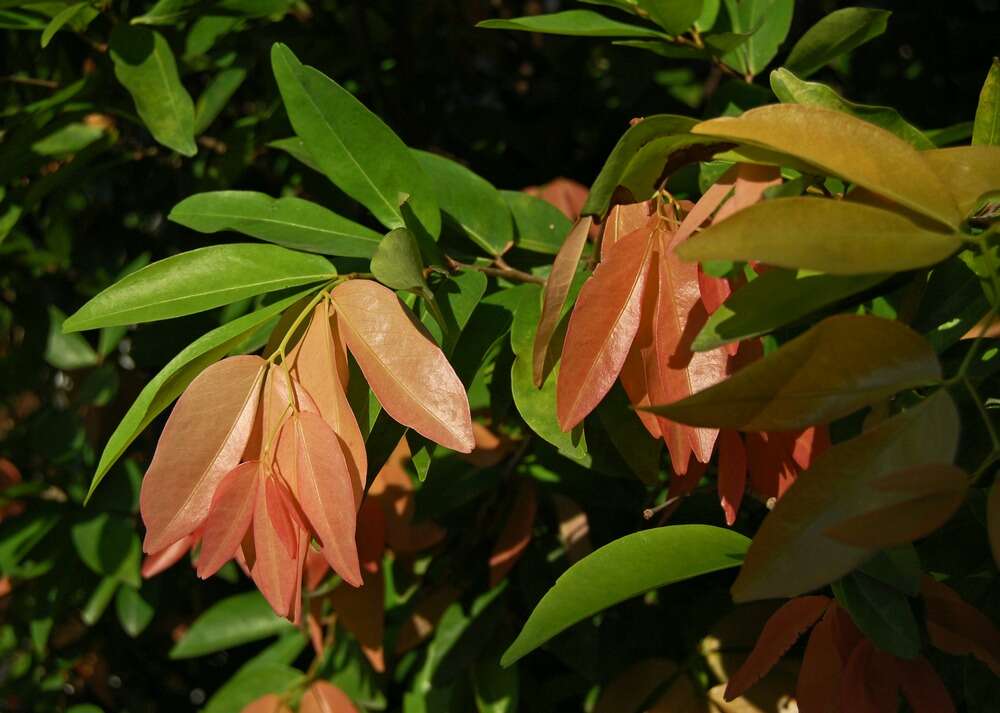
[328,566,386,672]
[251,473,299,618]
[601,202,652,261]
[196,461,260,579]
[489,480,538,586]
[718,430,747,526]
[331,279,474,452]
[299,681,359,713]
[619,250,663,439]
[140,355,265,554]
[265,474,299,560]
[141,533,195,579]
[796,607,843,713]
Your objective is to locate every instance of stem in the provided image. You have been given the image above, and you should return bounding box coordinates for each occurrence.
[446,255,544,285]
[270,280,338,362]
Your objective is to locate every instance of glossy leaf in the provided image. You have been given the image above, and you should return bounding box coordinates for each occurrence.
[636,0,703,35]
[109,25,196,156]
[731,390,959,601]
[251,475,301,618]
[64,244,334,331]
[170,591,293,659]
[692,104,962,227]
[923,146,1000,217]
[832,571,921,660]
[601,202,652,260]
[720,0,795,78]
[197,461,260,579]
[770,68,932,148]
[477,10,665,38]
[973,58,1000,146]
[502,190,572,254]
[271,44,440,237]
[784,7,891,79]
[718,430,746,526]
[501,525,750,665]
[646,315,940,431]
[300,681,359,713]
[331,279,473,452]
[170,191,381,258]
[370,228,427,293]
[140,355,265,553]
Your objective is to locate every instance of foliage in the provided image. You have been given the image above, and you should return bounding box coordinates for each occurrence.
[2,2,999,713]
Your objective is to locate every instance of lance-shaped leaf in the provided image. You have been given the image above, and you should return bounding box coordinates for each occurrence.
[823,463,969,548]
[501,525,750,666]
[556,223,653,430]
[329,568,385,673]
[140,355,265,554]
[923,146,1000,217]
[718,430,746,526]
[601,202,652,261]
[724,596,830,700]
[142,534,194,579]
[731,390,959,602]
[477,10,666,38]
[721,0,794,78]
[832,571,921,660]
[784,7,891,79]
[691,104,962,228]
[370,228,427,294]
[169,590,294,659]
[619,260,663,440]
[270,44,440,238]
[331,280,473,452]
[109,25,196,156]
[796,607,843,713]
[841,641,899,713]
[636,0,703,35]
[64,244,335,332]
[197,460,260,579]
[922,577,1000,675]
[489,481,538,587]
[169,191,382,258]
[502,190,572,254]
[895,657,957,713]
[300,681,359,713]
[973,58,1000,146]
[286,412,361,586]
[645,315,941,431]
[533,217,593,387]
[251,475,300,619]
[676,197,961,275]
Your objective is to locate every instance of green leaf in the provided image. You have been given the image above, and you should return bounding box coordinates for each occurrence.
[474,644,520,713]
[769,68,933,149]
[581,114,704,218]
[71,514,141,588]
[193,65,247,135]
[502,191,572,255]
[32,123,105,156]
[109,25,197,156]
[636,0,703,35]
[477,10,665,38]
[721,0,795,78]
[858,546,922,597]
[170,191,382,258]
[832,571,921,660]
[692,104,962,228]
[501,525,750,665]
[40,2,89,48]
[646,314,941,431]
[202,664,302,713]
[170,591,294,659]
[413,150,513,256]
[693,269,889,351]
[115,583,156,638]
[64,244,333,332]
[784,7,891,79]
[270,43,440,238]
[87,289,312,499]
[82,577,119,626]
[371,228,427,293]
[731,390,959,601]
[973,58,1000,147]
[46,306,98,370]
[696,0,721,31]
[676,197,961,275]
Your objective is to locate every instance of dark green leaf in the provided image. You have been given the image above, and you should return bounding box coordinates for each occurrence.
[71,513,141,588]
[201,663,302,713]
[82,577,119,626]
[832,571,921,659]
[170,591,294,658]
[502,191,572,255]
[858,546,922,597]
[370,228,428,293]
[477,10,665,39]
[636,0,703,35]
[115,583,157,638]
[193,66,247,135]
[40,2,92,48]
[784,7,891,79]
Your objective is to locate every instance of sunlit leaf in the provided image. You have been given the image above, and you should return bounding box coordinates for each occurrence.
[784,7,891,79]
[370,228,427,293]
[923,146,1000,217]
[502,190,572,254]
[636,0,703,35]
[196,461,260,579]
[170,591,294,659]
[720,0,795,78]
[300,681,359,713]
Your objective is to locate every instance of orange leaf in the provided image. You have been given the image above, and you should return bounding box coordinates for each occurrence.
[489,480,538,586]
[745,431,798,500]
[718,430,747,526]
[458,422,516,468]
[331,279,474,452]
[251,473,299,618]
[304,548,330,592]
[356,498,386,574]
[840,641,899,713]
[141,533,195,579]
[369,439,445,554]
[724,596,830,701]
[557,220,653,430]
[619,243,664,440]
[293,303,366,507]
[525,177,589,220]
[328,568,385,673]
[922,577,1000,675]
[240,693,292,713]
[989,480,1000,570]
[895,657,956,713]
[395,586,461,654]
[140,355,265,554]
[197,461,260,578]
[791,426,829,471]
[288,412,361,586]
[673,167,737,244]
[713,164,781,223]
[299,681,359,713]
[601,201,653,261]
[593,659,682,713]
[264,475,298,559]
[552,493,592,563]
[796,607,843,713]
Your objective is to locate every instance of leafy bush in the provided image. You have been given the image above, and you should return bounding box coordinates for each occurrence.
[2,2,999,712]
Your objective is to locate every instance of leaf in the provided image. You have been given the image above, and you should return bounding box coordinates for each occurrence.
[64,244,334,331]
[300,681,359,713]
[973,58,1000,146]
[557,222,652,430]
[193,65,247,135]
[721,0,795,78]
[115,583,156,638]
[718,430,746,525]
[783,7,891,79]
[502,190,572,254]
[922,146,1000,217]
[922,577,1000,675]
[170,191,382,258]
[533,217,592,387]
[71,513,142,588]
[370,228,427,293]
[730,390,959,602]
[197,461,260,579]
[823,463,969,549]
[413,150,513,256]
[832,571,921,660]
[328,568,386,673]
[594,659,685,713]
[473,647,519,713]
[796,607,842,713]
[895,657,957,713]
[636,0,703,35]
[601,202,653,260]
[45,306,98,370]
[724,596,829,700]
[331,279,473,452]
[990,480,1000,569]
[769,68,932,149]
[476,10,666,38]
[241,694,294,713]
[170,591,294,658]
[691,104,962,228]
[501,524,750,665]
[646,315,940,431]
[89,291,309,499]
[139,355,265,554]
[270,44,439,238]
[489,481,538,587]
[251,476,303,619]
[694,269,887,352]
[109,25,196,156]
[40,2,89,48]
